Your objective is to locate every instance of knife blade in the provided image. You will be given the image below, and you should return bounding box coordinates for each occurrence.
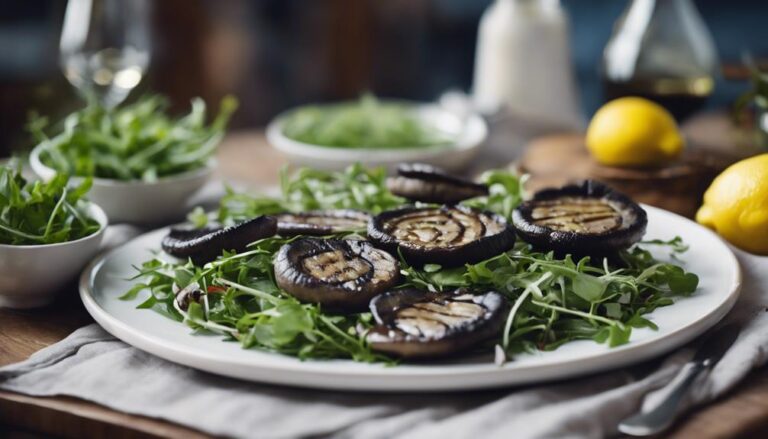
[618,323,741,436]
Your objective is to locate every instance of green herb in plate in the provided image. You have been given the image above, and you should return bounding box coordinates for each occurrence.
[0,163,100,245]
[30,94,238,182]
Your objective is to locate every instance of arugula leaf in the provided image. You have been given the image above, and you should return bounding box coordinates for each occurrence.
[127,237,391,363]
[463,170,526,220]
[32,95,237,182]
[217,164,405,224]
[0,163,100,245]
[400,239,698,354]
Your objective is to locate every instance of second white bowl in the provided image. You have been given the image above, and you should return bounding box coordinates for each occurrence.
[0,202,108,309]
[267,102,488,172]
[30,145,213,225]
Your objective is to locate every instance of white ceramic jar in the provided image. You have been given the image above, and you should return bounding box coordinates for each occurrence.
[473,0,583,129]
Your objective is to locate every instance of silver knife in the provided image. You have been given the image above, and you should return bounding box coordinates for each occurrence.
[618,323,741,436]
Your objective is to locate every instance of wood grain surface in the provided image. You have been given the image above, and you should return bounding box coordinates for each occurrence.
[1,126,767,439]
[517,133,733,219]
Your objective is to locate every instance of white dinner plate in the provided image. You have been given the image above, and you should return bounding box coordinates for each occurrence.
[80,205,741,392]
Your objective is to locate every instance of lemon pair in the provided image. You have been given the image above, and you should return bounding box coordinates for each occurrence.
[586,97,768,255]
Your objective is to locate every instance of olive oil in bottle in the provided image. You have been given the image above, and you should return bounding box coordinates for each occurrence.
[601,0,718,121]
[602,75,715,121]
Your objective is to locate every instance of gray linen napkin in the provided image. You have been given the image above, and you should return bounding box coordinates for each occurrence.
[2,248,767,439]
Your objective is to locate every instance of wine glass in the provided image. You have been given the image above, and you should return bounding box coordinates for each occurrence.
[60,0,152,108]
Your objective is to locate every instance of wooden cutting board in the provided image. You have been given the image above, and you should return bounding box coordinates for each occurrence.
[517,133,734,218]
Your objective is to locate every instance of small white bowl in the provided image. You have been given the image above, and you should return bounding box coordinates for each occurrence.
[0,203,108,309]
[267,102,488,172]
[30,145,213,225]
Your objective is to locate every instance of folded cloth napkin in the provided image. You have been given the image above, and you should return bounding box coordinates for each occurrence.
[2,248,767,439]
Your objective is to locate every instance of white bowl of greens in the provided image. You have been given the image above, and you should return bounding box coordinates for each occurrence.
[267,95,487,172]
[0,165,108,309]
[29,95,237,225]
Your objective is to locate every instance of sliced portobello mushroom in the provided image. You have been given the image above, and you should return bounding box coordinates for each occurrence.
[274,238,400,312]
[275,210,370,236]
[387,163,489,204]
[512,180,647,255]
[368,205,515,266]
[162,215,278,265]
[366,288,507,358]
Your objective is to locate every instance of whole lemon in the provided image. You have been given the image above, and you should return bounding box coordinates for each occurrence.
[696,154,768,255]
[586,97,685,167]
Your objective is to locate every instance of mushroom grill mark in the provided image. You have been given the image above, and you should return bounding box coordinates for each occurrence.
[394,299,486,338]
[511,180,648,256]
[275,238,401,311]
[367,289,508,357]
[301,249,373,287]
[368,205,516,267]
[530,197,623,233]
[383,208,501,248]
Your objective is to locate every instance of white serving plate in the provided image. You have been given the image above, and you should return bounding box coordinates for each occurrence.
[80,205,741,392]
[266,103,487,172]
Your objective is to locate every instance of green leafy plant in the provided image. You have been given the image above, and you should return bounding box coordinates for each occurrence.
[125,236,388,362]
[30,94,238,182]
[400,241,697,356]
[0,163,100,245]
[126,164,699,363]
[213,163,405,225]
[281,94,449,149]
[732,56,768,149]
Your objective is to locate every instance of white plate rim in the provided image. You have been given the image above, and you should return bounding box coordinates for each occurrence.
[79,205,742,391]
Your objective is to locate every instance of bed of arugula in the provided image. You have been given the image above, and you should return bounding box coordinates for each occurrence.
[0,163,100,245]
[30,95,237,182]
[124,164,699,363]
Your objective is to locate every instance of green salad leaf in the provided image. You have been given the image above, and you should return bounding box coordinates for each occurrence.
[31,94,238,182]
[400,241,697,355]
[214,163,405,225]
[128,236,388,362]
[281,94,449,149]
[0,163,100,245]
[126,164,699,363]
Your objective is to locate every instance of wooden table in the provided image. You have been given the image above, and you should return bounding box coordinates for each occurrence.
[2,128,768,438]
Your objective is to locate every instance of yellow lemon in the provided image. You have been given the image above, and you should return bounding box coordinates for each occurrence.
[586,97,685,167]
[696,154,768,255]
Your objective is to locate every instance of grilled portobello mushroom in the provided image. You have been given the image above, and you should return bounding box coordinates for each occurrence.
[162,215,278,265]
[274,238,400,312]
[512,180,647,256]
[275,210,370,236]
[387,163,489,204]
[366,288,507,358]
[368,205,515,266]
